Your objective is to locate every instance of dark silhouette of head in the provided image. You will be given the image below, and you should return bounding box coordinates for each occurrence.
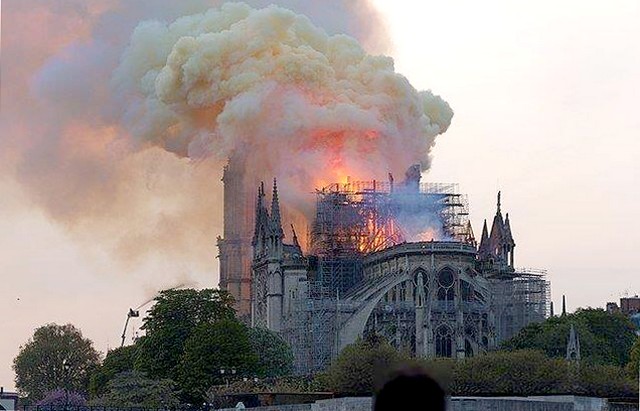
[373,368,446,411]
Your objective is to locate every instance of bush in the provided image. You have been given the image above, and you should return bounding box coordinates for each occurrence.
[36,390,86,407]
[453,350,568,395]
[323,342,639,398]
[89,371,180,408]
[575,364,637,397]
[325,337,404,395]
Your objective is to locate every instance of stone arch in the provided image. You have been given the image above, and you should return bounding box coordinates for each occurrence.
[338,269,414,350]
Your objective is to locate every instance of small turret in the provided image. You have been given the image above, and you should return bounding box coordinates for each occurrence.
[478,219,490,256]
[252,183,269,248]
[479,191,516,269]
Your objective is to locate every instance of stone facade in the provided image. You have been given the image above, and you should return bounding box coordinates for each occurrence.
[247,179,550,373]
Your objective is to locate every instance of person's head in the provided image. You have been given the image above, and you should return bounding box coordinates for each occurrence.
[373,367,446,411]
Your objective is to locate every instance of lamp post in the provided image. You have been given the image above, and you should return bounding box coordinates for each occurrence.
[62,359,71,411]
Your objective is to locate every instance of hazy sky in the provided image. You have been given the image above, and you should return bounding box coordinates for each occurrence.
[1,0,639,390]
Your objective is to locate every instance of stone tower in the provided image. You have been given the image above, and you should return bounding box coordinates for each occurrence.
[217,152,254,317]
[251,179,285,331]
[478,191,516,271]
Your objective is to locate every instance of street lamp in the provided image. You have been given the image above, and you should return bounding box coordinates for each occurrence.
[62,359,71,411]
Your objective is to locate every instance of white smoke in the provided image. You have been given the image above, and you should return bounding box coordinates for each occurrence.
[113,3,453,210]
[2,0,452,273]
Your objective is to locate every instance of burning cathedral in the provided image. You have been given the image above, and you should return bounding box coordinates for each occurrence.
[218,160,550,373]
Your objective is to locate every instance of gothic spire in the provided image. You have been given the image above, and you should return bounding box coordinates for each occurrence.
[252,181,268,247]
[504,213,515,245]
[271,178,284,238]
[497,190,501,214]
[566,324,581,362]
[478,219,489,254]
[465,220,476,246]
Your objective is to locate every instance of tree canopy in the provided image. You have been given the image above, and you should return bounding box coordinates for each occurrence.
[627,336,640,378]
[89,345,138,396]
[178,319,258,403]
[89,371,180,408]
[502,308,637,366]
[249,327,294,378]
[135,288,235,379]
[13,323,101,401]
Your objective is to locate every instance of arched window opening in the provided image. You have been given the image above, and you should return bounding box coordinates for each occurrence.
[435,326,453,357]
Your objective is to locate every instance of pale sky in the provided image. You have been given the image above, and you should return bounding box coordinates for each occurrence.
[1,0,639,390]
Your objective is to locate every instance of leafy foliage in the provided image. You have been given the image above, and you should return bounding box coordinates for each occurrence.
[502,309,637,366]
[89,345,138,397]
[575,363,637,397]
[453,350,568,395]
[36,389,86,406]
[13,323,101,401]
[89,371,180,408]
[248,327,294,378]
[135,288,235,379]
[178,319,258,403]
[321,339,638,398]
[627,336,640,378]
[325,336,403,395]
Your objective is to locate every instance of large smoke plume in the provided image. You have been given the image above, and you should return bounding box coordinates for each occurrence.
[1,1,452,281]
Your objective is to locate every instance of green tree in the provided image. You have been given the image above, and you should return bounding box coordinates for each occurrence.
[576,364,637,397]
[326,336,403,395]
[13,323,100,401]
[89,345,138,397]
[90,371,180,408]
[135,288,235,379]
[627,336,640,378]
[248,327,294,378]
[178,319,258,403]
[503,308,637,366]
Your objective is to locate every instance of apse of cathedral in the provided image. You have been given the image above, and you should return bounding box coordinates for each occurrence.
[219,164,550,373]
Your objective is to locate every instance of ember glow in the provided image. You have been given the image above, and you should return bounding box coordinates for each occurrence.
[115,3,453,226]
[2,0,452,269]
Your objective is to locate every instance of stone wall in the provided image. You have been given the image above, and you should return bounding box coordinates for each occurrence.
[217,395,637,411]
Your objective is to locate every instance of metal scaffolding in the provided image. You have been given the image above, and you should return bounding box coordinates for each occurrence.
[278,177,550,373]
[490,268,551,343]
[283,178,477,373]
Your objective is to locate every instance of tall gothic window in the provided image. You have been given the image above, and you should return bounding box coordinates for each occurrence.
[435,325,453,357]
